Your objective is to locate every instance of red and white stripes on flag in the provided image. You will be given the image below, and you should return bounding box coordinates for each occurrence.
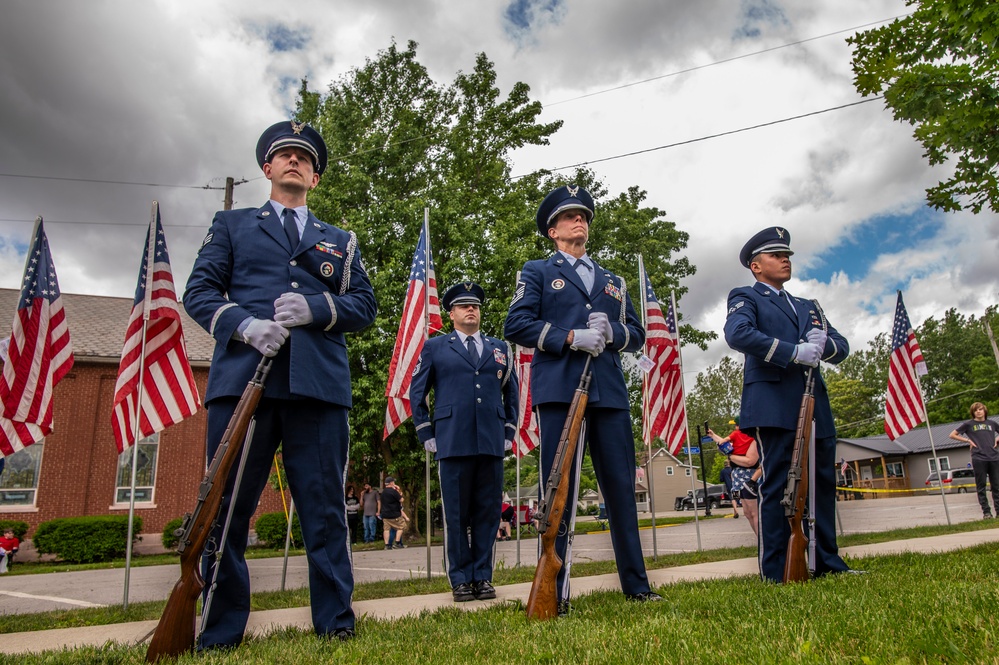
[383,222,442,439]
[110,203,200,452]
[641,269,687,456]
[512,346,540,457]
[0,218,74,457]
[885,290,928,440]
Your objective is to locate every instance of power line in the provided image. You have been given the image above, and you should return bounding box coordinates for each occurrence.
[544,14,910,107]
[0,15,902,193]
[0,217,210,229]
[528,97,883,176]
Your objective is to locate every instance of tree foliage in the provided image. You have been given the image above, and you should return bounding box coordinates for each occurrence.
[848,0,999,213]
[293,41,699,528]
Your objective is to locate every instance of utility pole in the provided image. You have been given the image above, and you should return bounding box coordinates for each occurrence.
[985,317,999,372]
[224,176,234,211]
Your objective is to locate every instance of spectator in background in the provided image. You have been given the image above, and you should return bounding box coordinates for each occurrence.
[379,477,408,549]
[949,402,999,519]
[709,421,761,538]
[498,502,515,541]
[360,483,380,543]
[719,459,739,519]
[345,485,361,545]
[0,528,19,572]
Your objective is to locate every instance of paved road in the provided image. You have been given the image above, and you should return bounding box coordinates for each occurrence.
[0,492,989,617]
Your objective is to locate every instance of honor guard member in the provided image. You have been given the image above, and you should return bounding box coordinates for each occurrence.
[723,227,855,583]
[184,120,377,647]
[409,282,519,603]
[505,185,663,614]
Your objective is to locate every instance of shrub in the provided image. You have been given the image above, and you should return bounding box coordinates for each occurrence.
[253,511,302,548]
[0,520,29,540]
[162,517,184,549]
[33,515,142,563]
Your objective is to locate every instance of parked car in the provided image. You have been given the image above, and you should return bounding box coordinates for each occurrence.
[675,484,733,511]
[925,468,977,494]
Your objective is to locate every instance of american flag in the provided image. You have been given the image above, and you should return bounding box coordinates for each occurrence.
[641,269,687,456]
[885,290,928,440]
[111,204,201,452]
[384,222,442,439]
[0,218,74,457]
[512,346,540,457]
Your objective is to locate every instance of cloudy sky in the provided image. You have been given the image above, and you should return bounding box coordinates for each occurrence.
[2,0,997,379]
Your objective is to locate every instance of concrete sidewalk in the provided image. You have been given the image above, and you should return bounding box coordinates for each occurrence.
[3,528,999,656]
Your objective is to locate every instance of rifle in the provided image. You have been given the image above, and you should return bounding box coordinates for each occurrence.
[526,355,592,620]
[781,367,815,583]
[145,358,272,663]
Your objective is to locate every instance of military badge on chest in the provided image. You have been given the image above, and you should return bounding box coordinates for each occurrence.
[493,348,507,366]
[604,281,623,301]
[320,262,334,277]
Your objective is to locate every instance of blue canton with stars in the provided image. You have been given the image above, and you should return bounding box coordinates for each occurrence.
[20,219,62,308]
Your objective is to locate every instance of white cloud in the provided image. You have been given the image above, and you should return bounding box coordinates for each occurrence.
[0,0,995,380]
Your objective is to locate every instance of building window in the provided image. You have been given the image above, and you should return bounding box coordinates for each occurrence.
[666,467,674,476]
[928,457,950,473]
[0,443,44,507]
[886,462,904,478]
[115,434,159,505]
[684,468,691,477]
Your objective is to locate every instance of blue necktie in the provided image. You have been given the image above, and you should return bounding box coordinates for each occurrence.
[466,336,479,365]
[576,259,593,292]
[283,208,300,252]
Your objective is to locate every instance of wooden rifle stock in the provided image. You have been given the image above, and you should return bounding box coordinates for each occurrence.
[526,356,592,620]
[145,358,271,663]
[781,369,815,584]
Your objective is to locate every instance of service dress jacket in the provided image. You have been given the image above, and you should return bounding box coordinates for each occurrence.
[723,281,848,437]
[504,254,645,408]
[184,203,377,406]
[409,333,519,459]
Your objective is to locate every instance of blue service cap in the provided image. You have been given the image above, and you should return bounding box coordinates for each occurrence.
[442,282,485,311]
[535,185,594,237]
[256,120,328,175]
[739,227,793,268]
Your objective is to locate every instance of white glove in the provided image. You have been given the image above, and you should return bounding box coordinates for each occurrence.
[505,439,514,452]
[274,292,314,328]
[805,328,827,352]
[242,319,290,357]
[587,312,614,343]
[792,342,821,367]
[424,438,437,453]
[570,328,606,356]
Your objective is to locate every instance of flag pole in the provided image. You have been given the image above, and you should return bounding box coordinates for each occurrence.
[672,289,701,551]
[423,208,432,579]
[637,256,658,560]
[123,201,157,609]
[513,271,524,568]
[920,386,952,525]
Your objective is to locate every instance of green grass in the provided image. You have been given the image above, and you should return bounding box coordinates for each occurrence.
[4,520,996,639]
[5,542,999,664]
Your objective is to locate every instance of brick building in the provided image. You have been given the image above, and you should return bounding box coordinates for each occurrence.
[0,289,283,540]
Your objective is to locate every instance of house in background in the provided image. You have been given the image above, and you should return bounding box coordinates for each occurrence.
[0,289,284,539]
[836,419,987,497]
[633,447,701,513]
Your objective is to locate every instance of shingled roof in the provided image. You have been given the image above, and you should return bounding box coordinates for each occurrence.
[0,288,216,365]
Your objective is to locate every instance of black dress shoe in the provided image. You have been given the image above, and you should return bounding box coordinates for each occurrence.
[330,628,355,642]
[472,580,496,600]
[453,582,475,602]
[625,591,664,602]
[557,600,572,617]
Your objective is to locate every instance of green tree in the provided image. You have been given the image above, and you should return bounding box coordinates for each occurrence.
[294,41,699,531]
[685,355,744,434]
[848,1,999,213]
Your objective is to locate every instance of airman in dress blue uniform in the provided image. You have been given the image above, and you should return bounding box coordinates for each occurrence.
[504,185,662,614]
[723,227,854,583]
[409,282,519,602]
[184,120,377,647]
